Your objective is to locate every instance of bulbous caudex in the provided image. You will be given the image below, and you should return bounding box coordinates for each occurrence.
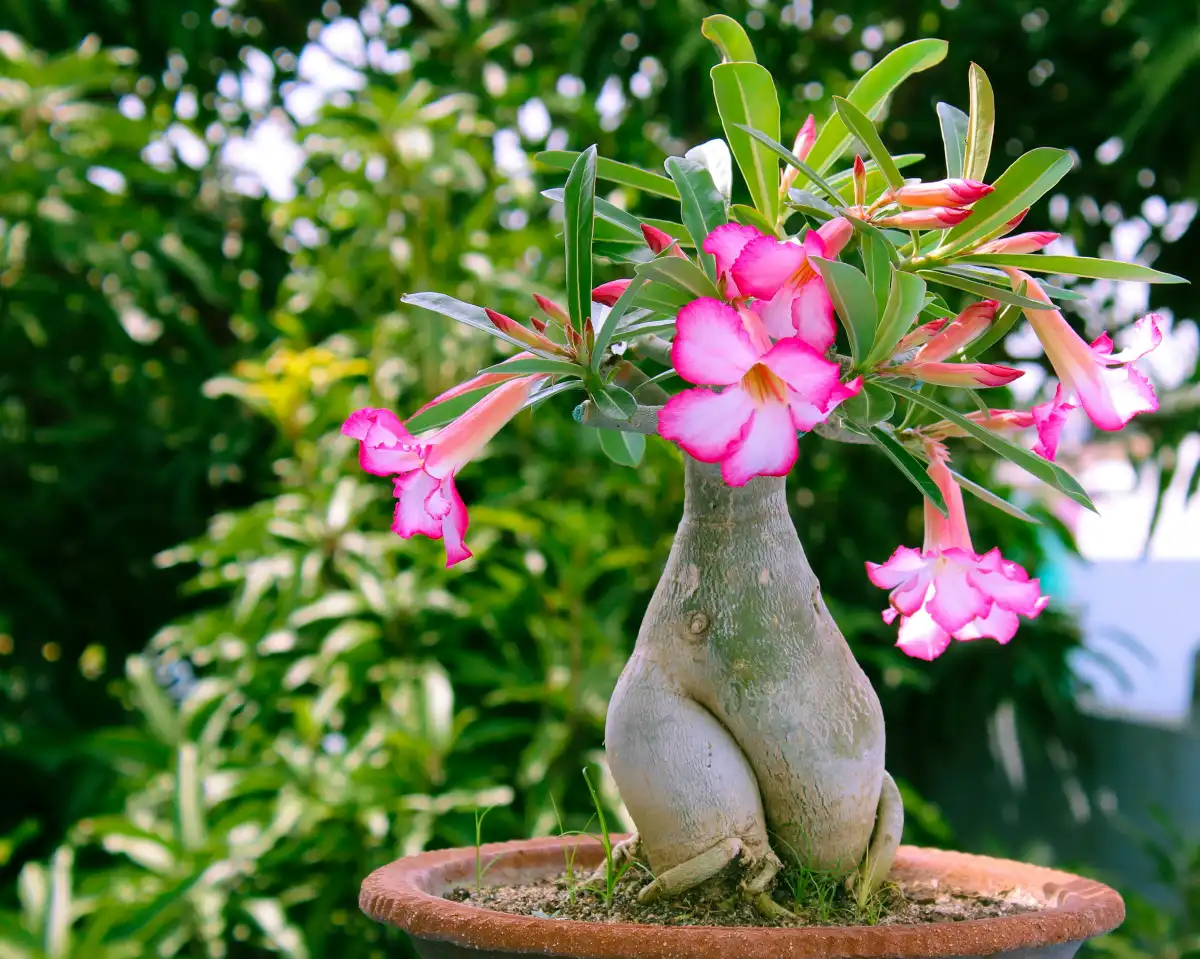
[604,454,903,912]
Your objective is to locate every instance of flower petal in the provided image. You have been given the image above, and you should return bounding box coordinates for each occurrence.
[866,546,929,589]
[954,604,1020,644]
[731,236,808,301]
[895,361,1024,388]
[1097,313,1163,365]
[790,279,837,352]
[392,469,444,540]
[439,475,472,567]
[720,401,799,486]
[424,375,539,477]
[657,387,754,462]
[895,606,954,661]
[702,223,763,278]
[969,563,1046,618]
[927,560,991,632]
[1030,385,1076,461]
[671,297,760,386]
[1074,362,1158,431]
[344,408,423,476]
[761,338,842,404]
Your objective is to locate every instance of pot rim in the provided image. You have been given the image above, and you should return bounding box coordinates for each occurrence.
[360,836,1125,958]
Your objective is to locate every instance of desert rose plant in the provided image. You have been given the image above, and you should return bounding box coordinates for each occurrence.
[343,17,1184,916]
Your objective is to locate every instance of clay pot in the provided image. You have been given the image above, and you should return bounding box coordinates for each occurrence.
[360,835,1124,958]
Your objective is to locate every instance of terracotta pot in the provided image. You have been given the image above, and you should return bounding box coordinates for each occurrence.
[360,835,1124,959]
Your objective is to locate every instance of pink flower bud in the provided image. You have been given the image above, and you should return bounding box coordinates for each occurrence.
[485,308,564,354]
[532,293,570,326]
[975,231,1060,255]
[815,216,854,258]
[592,278,632,307]
[890,178,994,208]
[641,223,685,257]
[781,116,818,195]
[853,155,867,208]
[917,300,998,361]
[874,207,972,229]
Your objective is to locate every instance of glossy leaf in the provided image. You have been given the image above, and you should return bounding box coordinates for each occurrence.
[936,148,1074,254]
[535,150,678,199]
[635,256,721,300]
[730,203,779,236]
[833,96,904,190]
[711,62,781,225]
[963,63,995,183]
[861,232,893,316]
[915,269,1057,309]
[841,382,896,426]
[700,14,757,62]
[563,145,598,333]
[950,470,1042,525]
[402,292,561,355]
[959,253,1187,284]
[665,156,728,279]
[855,425,948,514]
[875,381,1098,512]
[633,281,692,316]
[866,268,927,368]
[937,102,969,179]
[810,256,877,364]
[736,124,844,209]
[597,428,646,467]
[805,39,949,174]
[478,357,583,377]
[591,384,638,421]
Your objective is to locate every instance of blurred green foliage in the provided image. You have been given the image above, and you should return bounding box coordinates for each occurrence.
[0,0,1194,956]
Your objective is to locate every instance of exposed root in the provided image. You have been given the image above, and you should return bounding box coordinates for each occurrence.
[845,771,904,908]
[637,838,743,904]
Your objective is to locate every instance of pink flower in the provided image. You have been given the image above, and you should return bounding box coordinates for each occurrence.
[888,361,1024,388]
[343,376,541,566]
[923,409,1035,441]
[1006,269,1162,432]
[592,279,632,307]
[975,231,1059,255]
[703,223,763,300]
[913,300,998,362]
[866,445,1048,660]
[657,297,860,486]
[1030,385,1077,461]
[885,300,1019,387]
[889,178,993,208]
[873,208,972,229]
[814,216,854,258]
[730,230,837,349]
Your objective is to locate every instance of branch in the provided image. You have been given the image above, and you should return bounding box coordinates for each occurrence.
[814,418,874,445]
[575,400,661,435]
[629,335,673,366]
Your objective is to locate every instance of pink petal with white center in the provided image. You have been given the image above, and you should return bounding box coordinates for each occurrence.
[895,606,953,661]
[671,297,761,386]
[1098,314,1163,364]
[1030,385,1076,461]
[703,223,763,278]
[969,563,1046,617]
[787,375,860,432]
[882,607,899,625]
[731,236,809,301]
[752,282,804,340]
[392,469,444,540]
[1074,362,1159,431]
[343,408,423,476]
[720,401,799,486]
[927,557,992,631]
[954,604,1020,644]
[439,474,472,567]
[891,578,932,617]
[424,375,540,477]
[866,546,929,589]
[761,338,842,406]
[657,386,754,462]
[790,278,837,352]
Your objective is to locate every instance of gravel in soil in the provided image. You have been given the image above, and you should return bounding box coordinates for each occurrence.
[447,869,1045,928]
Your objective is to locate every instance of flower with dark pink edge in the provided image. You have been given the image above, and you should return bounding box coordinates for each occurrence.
[866,444,1049,660]
[342,375,541,567]
[657,297,860,487]
[889,178,994,208]
[885,300,1023,388]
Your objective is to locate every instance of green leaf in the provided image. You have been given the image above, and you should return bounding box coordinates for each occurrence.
[950,470,1042,525]
[915,269,1057,309]
[711,62,781,225]
[402,292,558,354]
[875,381,1098,512]
[861,233,893,316]
[866,268,927,368]
[564,145,597,333]
[544,187,641,236]
[591,385,638,421]
[597,428,646,467]
[854,425,948,514]
[827,154,924,194]
[786,190,839,221]
[665,156,728,279]
[592,275,647,370]
[406,385,497,433]
[959,253,1187,284]
[833,96,904,190]
[730,203,780,235]
[635,256,721,300]
[633,281,692,316]
[936,148,1074,254]
[805,39,949,174]
[936,102,968,179]
[841,382,896,426]
[614,316,677,339]
[845,214,900,263]
[963,63,995,183]
[810,257,878,365]
[535,151,678,199]
[700,14,757,62]
[478,357,583,377]
[737,124,844,209]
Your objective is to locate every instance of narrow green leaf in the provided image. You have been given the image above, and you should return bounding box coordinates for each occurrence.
[563,145,597,333]
[592,241,653,265]
[950,470,1042,525]
[866,268,927,368]
[827,154,924,193]
[478,357,583,377]
[786,190,839,221]
[943,262,1086,300]
[591,385,638,421]
[402,292,560,355]
[700,14,757,62]
[592,275,647,370]
[861,233,893,316]
[730,203,780,235]
[614,316,678,339]
[936,148,1074,254]
[845,214,900,263]
[841,382,896,426]
[875,381,1098,512]
[806,39,949,174]
[635,256,721,300]
[633,281,692,316]
[544,187,640,236]
[597,428,646,467]
[959,253,1187,284]
[711,62,781,224]
[535,151,678,199]
[833,96,904,190]
[936,102,968,179]
[963,63,995,183]
[406,384,497,433]
[915,269,1056,309]
[665,156,728,279]
[737,124,844,209]
[854,425,948,514]
[810,256,878,364]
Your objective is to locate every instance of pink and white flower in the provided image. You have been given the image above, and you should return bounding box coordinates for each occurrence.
[889,178,993,208]
[1029,385,1077,461]
[729,230,837,348]
[885,300,1021,387]
[866,445,1049,660]
[975,231,1059,255]
[873,207,972,229]
[1006,268,1162,432]
[343,375,541,566]
[657,297,860,486]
